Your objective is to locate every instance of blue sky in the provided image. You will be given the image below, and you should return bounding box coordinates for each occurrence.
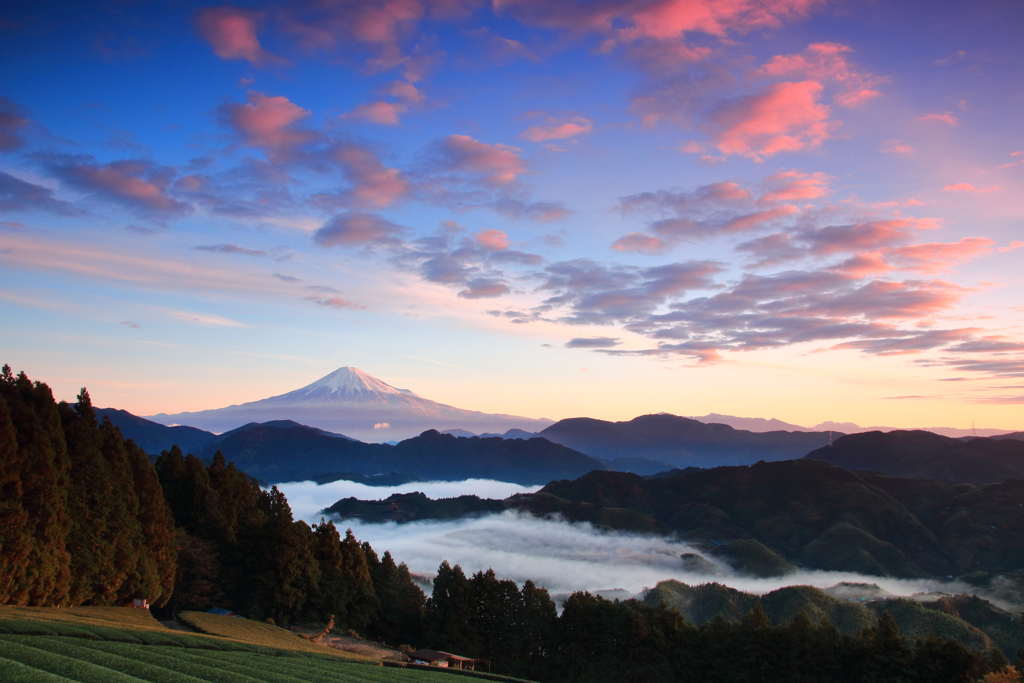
[2,0,1023,430]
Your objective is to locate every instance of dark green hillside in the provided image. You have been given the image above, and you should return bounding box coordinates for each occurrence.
[188,420,386,483]
[383,430,609,485]
[173,422,606,485]
[538,413,836,467]
[326,491,505,523]
[644,580,1023,662]
[805,430,1024,483]
[529,462,954,577]
[95,407,215,458]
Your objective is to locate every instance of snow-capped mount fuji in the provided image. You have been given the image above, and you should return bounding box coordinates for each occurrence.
[147,367,553,442]
[266,367,421,405]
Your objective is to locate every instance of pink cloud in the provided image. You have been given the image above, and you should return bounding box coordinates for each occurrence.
[521,117,593,142]
[503,0,820,43]
[279,0,428,76]
[808,278,969,320]
[342,79,425,125]
[196,7,283,66]
[474,228,510,251]
[942,183,999,193]
[999,241,1024,253]
[758,170,830,202]
[887,237,996,274]
[458,279,510,299]
[831,328,974,356]
[313,212,407,247]
[918,113,959,125]
[757,42,885,108]
[831,252,894,278]
[835,89,883,107]
[380,80,425,104]
[40,156,191,217]
[308,295,365,310]
[711,81,834,160]
[611,232,670,254]
[715,205,798,233]
[342,100,406,125]
[997,151,1024,169]
[881,140,915,157]
[436,134,526,184]
[802,218,939,255]
[325,143,409,208]
[350,0,424,44]
[223,91,314,154]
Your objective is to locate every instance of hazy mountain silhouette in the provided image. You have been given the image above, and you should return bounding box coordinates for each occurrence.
[191,422,606,485]
[805,430,1024,484]
[146,367,553,442]
[537,413,836,468]
[95,407,215,456]
[687,413,810,432]
[991,431,1024,442]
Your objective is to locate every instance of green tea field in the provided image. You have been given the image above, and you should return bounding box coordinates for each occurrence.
[0,607,530,683]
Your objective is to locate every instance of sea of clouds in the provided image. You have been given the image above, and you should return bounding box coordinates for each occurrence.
[275,478,975,603]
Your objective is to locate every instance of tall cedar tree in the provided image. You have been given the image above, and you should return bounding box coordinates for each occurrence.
[0,392,29,602]
[1,368,175,607]
[0,368,71,605]
[306,519,348,624]
[426,560,475,654]
[337,528,379,633]
[120,430,176,605]
[363,544,425,647]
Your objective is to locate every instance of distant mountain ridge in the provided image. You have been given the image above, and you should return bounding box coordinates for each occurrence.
[95,408,215,456]
[805,430,1024,484]
[686,412,1013,438]
[536,413,837,468]
[147,366,553,442]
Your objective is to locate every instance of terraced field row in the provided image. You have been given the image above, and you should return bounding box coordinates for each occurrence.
[0,635,444,683]
[0,607,533,683]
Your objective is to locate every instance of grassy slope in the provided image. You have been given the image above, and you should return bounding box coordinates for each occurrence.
[0,607,531,683]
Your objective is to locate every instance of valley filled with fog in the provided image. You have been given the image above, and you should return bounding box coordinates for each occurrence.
[276,478,977,603]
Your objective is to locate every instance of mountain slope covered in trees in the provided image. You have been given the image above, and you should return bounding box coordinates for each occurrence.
[805,430,1024,483]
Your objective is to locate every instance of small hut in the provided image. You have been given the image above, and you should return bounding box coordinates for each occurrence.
[404,649,476,670]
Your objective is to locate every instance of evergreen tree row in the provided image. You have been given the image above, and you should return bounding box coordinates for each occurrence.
[0,366,176,607]
[421,561,1011,683]
[154,445,411,631]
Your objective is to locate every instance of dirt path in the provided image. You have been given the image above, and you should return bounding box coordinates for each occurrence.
[289,626,405,661]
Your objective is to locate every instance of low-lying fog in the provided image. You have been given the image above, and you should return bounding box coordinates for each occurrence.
[276,478,973,603]
[278,478,542,522]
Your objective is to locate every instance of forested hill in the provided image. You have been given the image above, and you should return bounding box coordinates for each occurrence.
[329,461,1024,581]
[805,430,1024,483]
[537,413,837,467]
[97,407,607,485]
[197,425,607,485]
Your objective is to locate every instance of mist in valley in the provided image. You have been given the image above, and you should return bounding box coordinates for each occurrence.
[276,479,978,604]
